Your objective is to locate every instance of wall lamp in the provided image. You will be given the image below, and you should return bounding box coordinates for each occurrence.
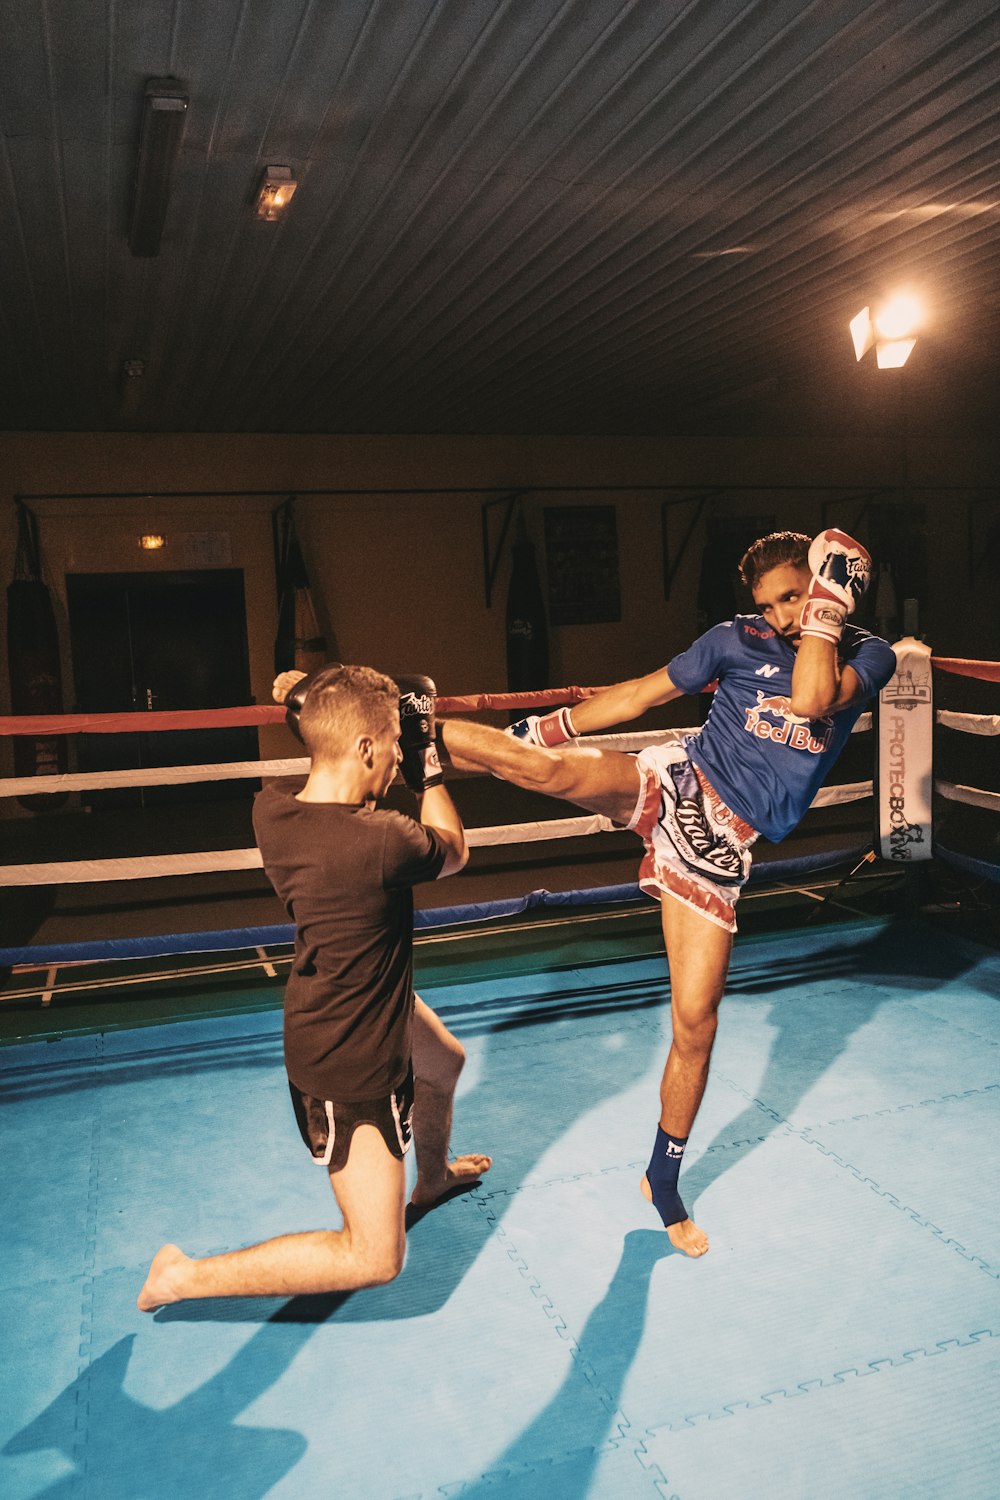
[129,79,188,257]
[255,166,298,220]
[850,292,923,369]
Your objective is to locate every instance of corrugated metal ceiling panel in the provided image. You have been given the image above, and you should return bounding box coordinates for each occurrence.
[0,0,997,434]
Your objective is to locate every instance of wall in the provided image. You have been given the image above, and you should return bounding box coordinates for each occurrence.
[1,429,997,794]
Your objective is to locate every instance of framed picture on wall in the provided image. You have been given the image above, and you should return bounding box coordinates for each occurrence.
[543,506,621,625]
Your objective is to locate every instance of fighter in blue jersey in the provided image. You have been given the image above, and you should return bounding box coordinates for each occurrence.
[439,529,896,1258]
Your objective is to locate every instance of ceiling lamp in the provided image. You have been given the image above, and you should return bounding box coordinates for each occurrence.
[255,166,298,220]
[850,292,923,368]
[129,79,188,257]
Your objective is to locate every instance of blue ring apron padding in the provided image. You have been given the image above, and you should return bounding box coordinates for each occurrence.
[934,846,1000,884]
[0,844,875,968]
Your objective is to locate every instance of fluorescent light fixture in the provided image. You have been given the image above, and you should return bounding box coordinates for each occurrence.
[255,166,297,220]
[139,535,167,551]
[129,79,188,257]
[850,290,923,368]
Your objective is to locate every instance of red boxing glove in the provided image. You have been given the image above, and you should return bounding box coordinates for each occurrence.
[800,529,872,645]
[506,706,579,747]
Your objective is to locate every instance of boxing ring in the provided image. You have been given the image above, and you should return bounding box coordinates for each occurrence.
[1,658,999,1499]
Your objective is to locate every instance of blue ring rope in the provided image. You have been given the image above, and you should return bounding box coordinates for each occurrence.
[934,845,1000,884]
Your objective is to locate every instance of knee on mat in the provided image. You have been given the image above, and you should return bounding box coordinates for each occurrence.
[365,1242,406,1287]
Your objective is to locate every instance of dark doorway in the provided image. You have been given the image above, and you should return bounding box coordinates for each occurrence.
[66,570,259,807]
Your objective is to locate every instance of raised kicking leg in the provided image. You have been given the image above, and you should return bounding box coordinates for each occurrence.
[138,1124,406,1310]
[641,896,733,1257]
[440,719,642,827]
[409,996,491,1211]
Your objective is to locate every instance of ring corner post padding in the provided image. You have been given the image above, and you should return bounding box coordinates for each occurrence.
[878,636,933,862]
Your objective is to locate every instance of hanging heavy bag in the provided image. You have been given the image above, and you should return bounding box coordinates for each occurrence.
[505,515,549,720]
[6,561,69,811]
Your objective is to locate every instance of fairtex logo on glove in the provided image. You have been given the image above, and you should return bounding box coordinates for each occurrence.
[825,551,871,600]
[400,691,434,718]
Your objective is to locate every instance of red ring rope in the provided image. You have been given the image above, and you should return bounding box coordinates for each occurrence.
[1,658,997,738]
[0,686,606,736]
[931,657,1000,682]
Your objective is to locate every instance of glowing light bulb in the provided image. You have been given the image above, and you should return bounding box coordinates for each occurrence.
[874,293,922,341]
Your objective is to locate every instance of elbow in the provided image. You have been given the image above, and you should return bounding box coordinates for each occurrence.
[444,839,470,876]
[789,690,833,720]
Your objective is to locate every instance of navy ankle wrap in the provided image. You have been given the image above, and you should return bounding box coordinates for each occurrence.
[646,1126,689,1227]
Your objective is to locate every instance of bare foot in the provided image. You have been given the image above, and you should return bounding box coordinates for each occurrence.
[410,1153,492,1211]
[137,1244,190,1312]
[641,1175,710,1257]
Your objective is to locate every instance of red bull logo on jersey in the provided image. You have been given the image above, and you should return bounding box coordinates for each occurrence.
[743,691,833,753]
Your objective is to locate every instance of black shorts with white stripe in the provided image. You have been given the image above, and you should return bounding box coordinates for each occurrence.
[288,1064,414,1174]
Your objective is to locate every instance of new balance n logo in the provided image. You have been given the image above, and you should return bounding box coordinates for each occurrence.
[754,664,780,678]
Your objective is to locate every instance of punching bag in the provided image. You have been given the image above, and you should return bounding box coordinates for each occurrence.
[6,505,69,809]
[274,502,328,677]
[505,515,549,714]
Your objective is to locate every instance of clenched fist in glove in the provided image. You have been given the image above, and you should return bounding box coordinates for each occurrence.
[799,529,872,646]
[396,674,445,793]
[506,705,579,747]
[281,665,340,743]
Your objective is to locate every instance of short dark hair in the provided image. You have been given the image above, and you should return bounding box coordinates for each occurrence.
[298,663,398,762]
[738,531,811,591]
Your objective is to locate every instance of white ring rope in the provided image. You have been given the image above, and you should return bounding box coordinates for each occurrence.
[0,781,878,887]
[0,758,311,798]
[936,710,1000,736]
[0,717,874,798]
[935,781,1000,813]
[4,710,999,803]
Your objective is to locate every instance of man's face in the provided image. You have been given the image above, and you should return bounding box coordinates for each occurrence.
[752,563,811,648]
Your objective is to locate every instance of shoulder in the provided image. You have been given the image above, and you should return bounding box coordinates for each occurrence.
[253,778,305,821]
[369,805,437,850]
[839,627,896,701]
[730,613,782,649]
[841,626,896,679]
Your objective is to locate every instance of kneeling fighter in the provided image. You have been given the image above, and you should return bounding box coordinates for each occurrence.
[138,664,490,1311]
[438,529,895,1257]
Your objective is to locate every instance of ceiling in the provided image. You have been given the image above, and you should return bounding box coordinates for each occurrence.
[1,0,998,437]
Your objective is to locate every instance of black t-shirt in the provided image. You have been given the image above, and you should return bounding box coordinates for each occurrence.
[253,780,447,1101]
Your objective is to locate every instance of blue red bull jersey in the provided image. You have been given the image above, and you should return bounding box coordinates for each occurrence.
[666,616,896,842]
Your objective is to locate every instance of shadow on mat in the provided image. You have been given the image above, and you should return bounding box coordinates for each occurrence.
[453,1227,672,1499]
[2,1333,307,1500]
[683,919,984,1218]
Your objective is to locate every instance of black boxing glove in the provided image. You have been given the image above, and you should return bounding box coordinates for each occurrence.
[396,674,444,793]
[283,665,339,743]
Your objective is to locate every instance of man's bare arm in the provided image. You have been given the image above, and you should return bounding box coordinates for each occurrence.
[791,642,864,718]
[420,785,469,877]
[567,667,683,734]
